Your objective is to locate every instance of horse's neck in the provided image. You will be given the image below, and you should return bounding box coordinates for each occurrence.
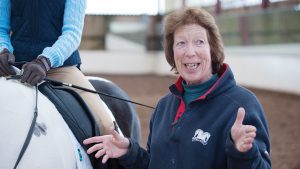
[0,78,89,169]
[0,78,36,136]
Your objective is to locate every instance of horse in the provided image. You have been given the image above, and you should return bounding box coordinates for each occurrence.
[0,75,141,169]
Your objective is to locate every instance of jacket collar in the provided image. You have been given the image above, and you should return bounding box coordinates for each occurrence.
[170,63,234,100]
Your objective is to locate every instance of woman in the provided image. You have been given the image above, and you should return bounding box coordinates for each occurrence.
[0,0,119,136]
[83,7,271,169]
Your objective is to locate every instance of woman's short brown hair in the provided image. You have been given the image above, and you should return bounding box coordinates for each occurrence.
[163,7,224,74]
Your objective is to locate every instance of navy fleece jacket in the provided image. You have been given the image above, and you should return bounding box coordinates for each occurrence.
[118,64,271,169]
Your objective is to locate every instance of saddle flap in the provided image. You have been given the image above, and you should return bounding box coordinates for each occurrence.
[38,81,122,169]
[38,82,102,167]
[38,82,100,143]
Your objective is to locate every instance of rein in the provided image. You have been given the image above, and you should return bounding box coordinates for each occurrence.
[8,75,155,109]
[11,62,155,110]
[12,83,38,169]
[44,77,156,110]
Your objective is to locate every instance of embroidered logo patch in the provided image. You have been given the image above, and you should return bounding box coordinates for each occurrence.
[192,129,211,145]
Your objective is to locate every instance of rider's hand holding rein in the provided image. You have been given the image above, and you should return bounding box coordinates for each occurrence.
[21,55,51,86]
[0,48,16,76]
[83,130,130,164]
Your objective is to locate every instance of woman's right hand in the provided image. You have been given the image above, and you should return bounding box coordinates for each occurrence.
[83,130,130,163]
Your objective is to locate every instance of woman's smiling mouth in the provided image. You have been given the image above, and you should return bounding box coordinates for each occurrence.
[185,63,200,70]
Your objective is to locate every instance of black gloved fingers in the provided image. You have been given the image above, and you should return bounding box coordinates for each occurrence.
[2,58,16,75]
[0,51,16,76]
[21,62,47,85]
[0,62,9,76]
[26,72,36,85]
[7,54,15,64]
[25,70,44,85]
[0,55,14,75]
[0,62,16,76]
[29,75,43,86]
[21,64,31,83]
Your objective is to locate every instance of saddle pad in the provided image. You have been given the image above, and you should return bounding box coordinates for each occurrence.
[38,82,106,168]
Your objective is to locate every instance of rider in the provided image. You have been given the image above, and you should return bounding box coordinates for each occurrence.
[0,0,121,136]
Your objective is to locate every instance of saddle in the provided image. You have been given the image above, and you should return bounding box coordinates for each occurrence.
[38,82,108,169]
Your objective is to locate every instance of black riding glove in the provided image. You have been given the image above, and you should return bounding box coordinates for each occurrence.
[21,56,51,85]
[0,48,16,76]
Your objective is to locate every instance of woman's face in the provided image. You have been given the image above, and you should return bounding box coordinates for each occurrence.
[173,24,213,85]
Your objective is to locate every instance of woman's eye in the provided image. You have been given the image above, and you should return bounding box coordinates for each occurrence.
[195,39,204,45]
[177,41,185,46]
[174,41,185,47]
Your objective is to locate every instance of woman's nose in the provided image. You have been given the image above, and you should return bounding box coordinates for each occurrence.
[185,44,196,57]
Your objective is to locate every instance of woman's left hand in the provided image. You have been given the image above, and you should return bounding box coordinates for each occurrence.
[231,107,257,152]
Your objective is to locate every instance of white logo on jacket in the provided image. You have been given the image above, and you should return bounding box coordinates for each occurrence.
[192,129,211,145]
